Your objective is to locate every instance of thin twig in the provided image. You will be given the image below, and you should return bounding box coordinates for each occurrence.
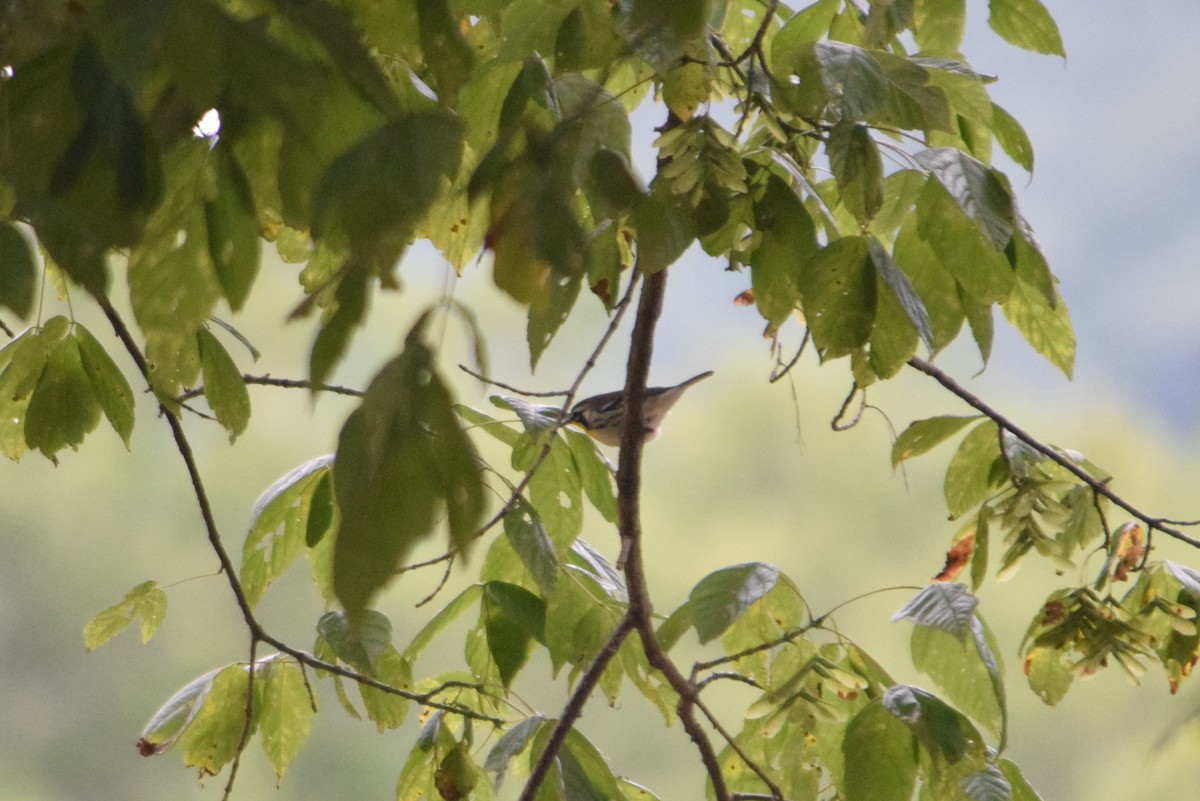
[458,364,568,398]
[220,637,259,801]
[178,374,365,402]
[907,356,1200,549]
[517,614,635,801]
[95,296,503,724]
[769,330,808,383]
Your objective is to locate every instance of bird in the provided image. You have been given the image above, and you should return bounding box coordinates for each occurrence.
[564,371,714,447]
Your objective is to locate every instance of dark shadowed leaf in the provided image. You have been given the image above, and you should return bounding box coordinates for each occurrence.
[332,318,484,626]
[0,222,36,318]
[750,173,817,327]
[205,145,260,311]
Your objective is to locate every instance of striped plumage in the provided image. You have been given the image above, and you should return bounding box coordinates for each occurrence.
[566,371,714,447]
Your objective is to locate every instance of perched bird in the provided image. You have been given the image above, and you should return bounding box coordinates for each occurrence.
[565,371,714,447]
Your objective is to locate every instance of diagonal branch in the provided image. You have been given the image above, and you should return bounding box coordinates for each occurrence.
[908,356,1200,548]
[517,613,635,801]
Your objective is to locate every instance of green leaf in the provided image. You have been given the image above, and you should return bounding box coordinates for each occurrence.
[137,666,223,756]
[915,148,1015,251]
[403,584,484,663]
[991,103,1034,172]
[317,609,395,674]
[867,272,919,379]
[892,217,965,351]
[0,222,36,318]
[916,178,1014,304]
[528,436,585,548]
[689,562,780,644]
[24,323,103,460]
[242,455,333,608]
[559,728,624,801]
[616,0,713,71]
[842,699,918,801]
[417,0,475,104]
[332,318,485,626]
[881,684,978,764]
[944,421,1003,518]
[1001,271,1074,379]
[750,173,817,328]
[868,238,934,352]
[828,122,883,224]
[196,327,251,442]
[0,327,52,460]
[630,181,696,274]
[527,270,582,370]
[504,496,559,594]
[812,41,888,121]
[204,144,260,311]
[128,141,224,365]
[310,266,369,389]
[799,236,877,358]
[877,53,953,133]
[961,285,996,365]
[892,415,980,466]
[999,758,1046,801]
[313,112,464,261]
[962,763,1012,801]
[911,616,1006,743]
[73,323,135,447]
[179,664,252,776]
[893,583,979,641]
[357,647,413,731]
[565,429,618,524]
[483,581,546,686]
[84,580,167,650]
[255,660,315,781]
[988,0,1065,57]
[305,471,335,547]
[914,0,966,53]
[484,715,545,785]
[1023,645,1073,705]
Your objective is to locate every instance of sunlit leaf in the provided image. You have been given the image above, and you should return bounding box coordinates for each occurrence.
[256,660,315,781]
[179,664,252,775]
[893,415,980,466]
[74,323,135,447]
[842,698,917,801]
[84,580,167,651]
[944,421,1004,518]
[689,562,780,644]
[988,0,1065,57]
[800,236,876,358]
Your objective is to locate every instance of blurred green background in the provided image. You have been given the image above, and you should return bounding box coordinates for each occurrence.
[5,3,1200,799]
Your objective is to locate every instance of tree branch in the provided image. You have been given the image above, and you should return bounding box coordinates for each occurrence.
[517,614,635,801]
[178,374,365,402]
[907,356,1200,549]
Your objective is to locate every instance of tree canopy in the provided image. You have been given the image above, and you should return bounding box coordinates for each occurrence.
[3,1,1199,800]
